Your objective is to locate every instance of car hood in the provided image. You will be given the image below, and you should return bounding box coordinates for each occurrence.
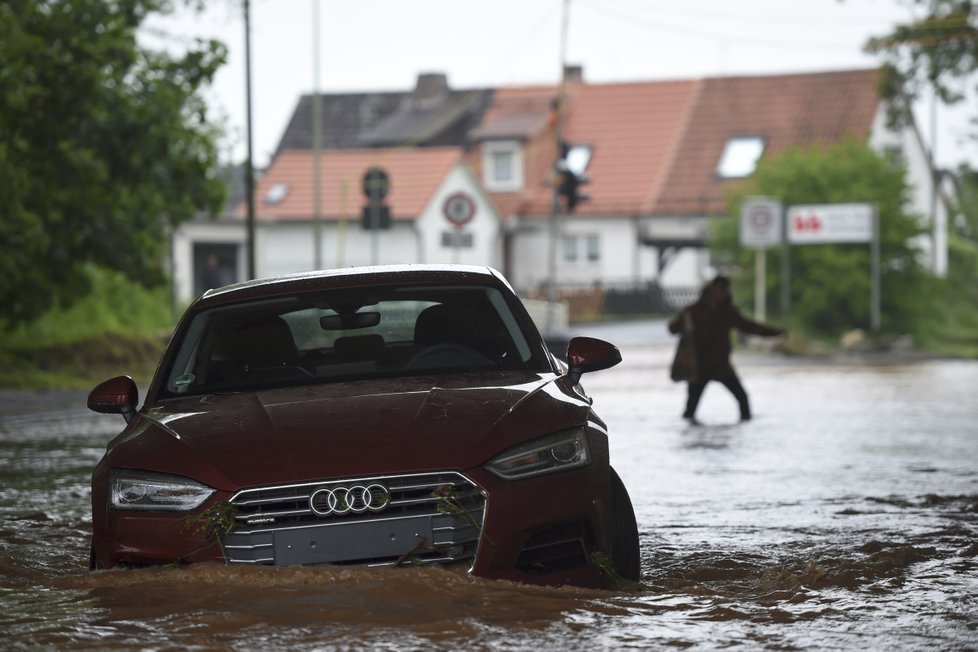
[108,371,586,489]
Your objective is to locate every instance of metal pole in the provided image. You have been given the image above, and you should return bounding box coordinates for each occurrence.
[871,204,881,333]
[545,0,570,337]
[243,0,256,279]
[755,249,766,321]
[371,202,379,265]
[312,0,323,270]
[337,180,347,267]
[930,90,938,274]
[780,205,791,326]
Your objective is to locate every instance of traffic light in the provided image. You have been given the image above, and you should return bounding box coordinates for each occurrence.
[557,141,591,213]
[558,169,590,212]
[360,202,391,230]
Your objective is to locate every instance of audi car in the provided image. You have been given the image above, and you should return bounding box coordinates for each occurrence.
[88,265,640,586]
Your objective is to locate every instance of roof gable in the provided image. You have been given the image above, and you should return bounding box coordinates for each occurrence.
[245,148,462,221]
[274,75,492,155]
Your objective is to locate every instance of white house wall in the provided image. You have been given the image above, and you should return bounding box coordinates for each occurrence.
[868,105,948,277]
[171,163,502,304]
[260,220,421,276]
[508,215,663,293]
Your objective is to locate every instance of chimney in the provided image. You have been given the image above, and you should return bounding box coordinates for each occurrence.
[563,65,584,84]
[412,72,450,108]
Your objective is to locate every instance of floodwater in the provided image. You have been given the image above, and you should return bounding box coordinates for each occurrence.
[2,320,976,650]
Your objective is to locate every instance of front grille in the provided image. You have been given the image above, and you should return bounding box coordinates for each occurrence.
[220,471,486,568]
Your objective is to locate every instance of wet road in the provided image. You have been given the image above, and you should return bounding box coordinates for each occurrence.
[1,319,976,650]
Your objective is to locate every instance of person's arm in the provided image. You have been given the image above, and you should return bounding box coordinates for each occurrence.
[732,308,785,337]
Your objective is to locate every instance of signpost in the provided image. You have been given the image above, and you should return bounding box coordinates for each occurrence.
[442,191,476,263]
[739,201,880,333]
[442,192,475,227]
[361,166,391,265]
[786,203,874,244]
[786,203,879,333]
[740,197,782,321]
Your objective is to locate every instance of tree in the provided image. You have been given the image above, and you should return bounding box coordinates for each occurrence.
[951,165,978,238]
[865,0,978,130]
[0,1,227,327]
[712,140,928,338]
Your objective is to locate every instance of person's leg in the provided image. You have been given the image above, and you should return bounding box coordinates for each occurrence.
[719,372,751,420]
[684,379,708,420]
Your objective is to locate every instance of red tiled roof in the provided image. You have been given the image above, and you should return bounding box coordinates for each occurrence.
[497,69,881,218]
[241,148,462,220]
[497,80,701,217]
[652,69,881,216]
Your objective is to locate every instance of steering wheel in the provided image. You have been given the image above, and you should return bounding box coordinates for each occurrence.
[407,344,491,368]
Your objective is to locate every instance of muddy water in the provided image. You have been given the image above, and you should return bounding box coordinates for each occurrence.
[2,322,976,650]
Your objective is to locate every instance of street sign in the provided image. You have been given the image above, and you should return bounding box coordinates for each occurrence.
[740,197,783,248]
[442,192,476,227]
[787,203,874,244]
[362,167,390,201]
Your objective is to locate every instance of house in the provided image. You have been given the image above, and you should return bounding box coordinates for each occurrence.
[479,68,948,308]
[172,67,948,311]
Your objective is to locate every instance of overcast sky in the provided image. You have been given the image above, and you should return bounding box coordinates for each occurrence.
[142,0,976,170]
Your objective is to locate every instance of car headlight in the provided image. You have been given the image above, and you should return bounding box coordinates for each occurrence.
[110,470,216,511]
[485,428,590,480]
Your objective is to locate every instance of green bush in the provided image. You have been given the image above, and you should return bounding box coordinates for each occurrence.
[714,140,929,339]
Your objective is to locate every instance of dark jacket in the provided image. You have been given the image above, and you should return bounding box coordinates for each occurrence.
[669,300,782,380]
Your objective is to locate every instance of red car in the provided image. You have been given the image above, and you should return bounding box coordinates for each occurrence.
[88,265,639,586]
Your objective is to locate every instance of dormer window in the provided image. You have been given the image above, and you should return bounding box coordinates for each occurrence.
[264,183,290,205]
[482,140,523,191]
[716,136,765,178]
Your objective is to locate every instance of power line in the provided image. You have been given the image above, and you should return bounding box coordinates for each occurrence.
[576,0,897,52]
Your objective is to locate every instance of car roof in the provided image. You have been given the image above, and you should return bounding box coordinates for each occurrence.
[195,264,510,309]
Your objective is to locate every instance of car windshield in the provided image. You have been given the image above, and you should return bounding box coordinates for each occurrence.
[161,284,546,397]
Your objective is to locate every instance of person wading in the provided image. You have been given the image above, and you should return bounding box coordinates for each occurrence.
[669,276,785,423]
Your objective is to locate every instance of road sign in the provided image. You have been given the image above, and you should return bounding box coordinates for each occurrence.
[787,203,873,244]
[442,192,476,227]
[362,167,390,201]
[740,197,783,248]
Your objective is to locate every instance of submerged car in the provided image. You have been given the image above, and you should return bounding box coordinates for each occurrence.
[88,264,639,586]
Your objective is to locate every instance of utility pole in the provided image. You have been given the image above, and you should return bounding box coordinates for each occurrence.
[312,0,324,270]
[545,0,570,338]
[243,0,256,279]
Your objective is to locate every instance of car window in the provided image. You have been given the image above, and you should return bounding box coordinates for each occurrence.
[162,285,544,397]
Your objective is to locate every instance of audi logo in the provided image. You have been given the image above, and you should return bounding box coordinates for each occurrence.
[309,484,391,516]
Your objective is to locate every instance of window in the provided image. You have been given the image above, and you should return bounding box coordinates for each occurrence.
[716,136,765,178]
[162,285,544,397]
[562,234,599,264]
[482,141,523,191]
[564,145,592,176]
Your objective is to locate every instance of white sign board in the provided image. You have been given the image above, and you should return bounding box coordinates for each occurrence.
[740,198,783,248]
[787,203,874,244]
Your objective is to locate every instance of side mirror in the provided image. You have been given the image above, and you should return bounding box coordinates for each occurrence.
[565,337,621,386]
[88,376,139,424]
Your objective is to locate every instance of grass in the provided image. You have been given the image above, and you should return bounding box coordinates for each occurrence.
[0,266,176,390]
